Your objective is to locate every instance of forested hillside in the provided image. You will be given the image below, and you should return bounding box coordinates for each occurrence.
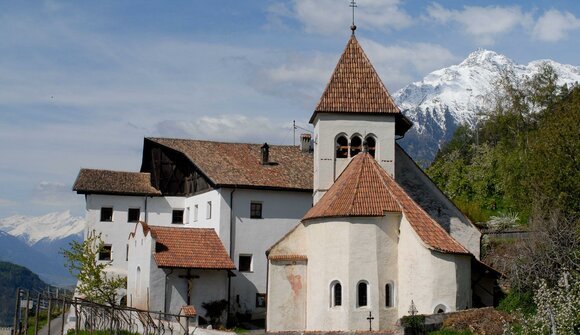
[0,261,48,326]
[425,65,579,333]
[427,64,579,225]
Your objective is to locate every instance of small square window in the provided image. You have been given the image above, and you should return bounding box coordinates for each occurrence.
[193,205,198,222]
[206,201,212,219]
[100,207,113,222]
[256,293,266,308]
[128,208,140,223]
[172,209,184,224]
[99,245,112,261]
[239,254,252,272]
[250,202,262,219]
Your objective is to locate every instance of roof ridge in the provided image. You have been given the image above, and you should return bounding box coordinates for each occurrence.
[348,155,365,215]
[147,137,303,148]
[371,156,403,213]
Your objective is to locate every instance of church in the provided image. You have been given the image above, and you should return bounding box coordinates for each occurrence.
[73,24,497,330]
[265,28,494,332]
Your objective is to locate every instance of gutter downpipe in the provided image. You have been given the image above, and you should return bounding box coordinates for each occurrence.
[227,187,236,326]
[164,269,174,315]
[144,196,149,222]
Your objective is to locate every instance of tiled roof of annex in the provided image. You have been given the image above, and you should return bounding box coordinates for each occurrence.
[73,169,161,196]
[311,34,400,123]
[303,152,469,254]
[146,138,313,191]
[149,226,235,270]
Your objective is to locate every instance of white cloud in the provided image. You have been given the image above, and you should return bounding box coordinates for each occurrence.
[271,0,412,35]
[533,10,580,42]
[251,52,334,104]
[360,39,457,90]
[32,181,84,207]
[426,3,533,45]
[155,115,306,146]
[0,198,17,207]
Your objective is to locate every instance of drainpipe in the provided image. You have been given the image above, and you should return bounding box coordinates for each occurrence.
[227,188,236,325]
[144,196,149,222]
[164,269,174,314]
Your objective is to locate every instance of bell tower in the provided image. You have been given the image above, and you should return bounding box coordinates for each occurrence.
[310,31,411,203]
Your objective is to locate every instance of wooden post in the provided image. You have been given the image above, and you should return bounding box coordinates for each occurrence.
[47,297,52,335]
[13,288,21,335]
[60,297,66,335]
[108,306,114,335]
[157,312,161,335]
[73,298,78,335]
[23,290,30,335]
[34,294,40,335]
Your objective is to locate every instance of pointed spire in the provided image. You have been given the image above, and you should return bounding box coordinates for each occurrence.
[310,34,400,123]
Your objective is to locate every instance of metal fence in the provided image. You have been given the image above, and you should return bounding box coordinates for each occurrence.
[12,288,196,335]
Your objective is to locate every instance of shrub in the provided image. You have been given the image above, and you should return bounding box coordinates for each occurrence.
[201,299,228,327]
[497,291,535,315]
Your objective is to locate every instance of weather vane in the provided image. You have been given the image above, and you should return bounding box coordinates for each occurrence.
[350,0,357,33]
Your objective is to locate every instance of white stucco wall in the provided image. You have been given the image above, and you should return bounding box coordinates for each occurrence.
[228,188,312,317]
[312,113,396,203]
[85,194,150,275]
[304,215,400,331]
[127,223,155,310]
[397,216,471,316]
[267,215,401,332]
[267,260,307,331]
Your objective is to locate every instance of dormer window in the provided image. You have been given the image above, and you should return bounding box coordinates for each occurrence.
[350,136,362,157]
[365,136,376,158]
[336,135,348,158]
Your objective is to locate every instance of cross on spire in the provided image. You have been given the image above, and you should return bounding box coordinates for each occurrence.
[350,0,357,33]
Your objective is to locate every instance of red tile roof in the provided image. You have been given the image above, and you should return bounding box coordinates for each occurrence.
[150,226,235,269]
[146,138,313,191]
[73,169,161,196]
[180,305,197,317]
[311,35,400,123]
[268,255,308,261]
[303,153,469,254]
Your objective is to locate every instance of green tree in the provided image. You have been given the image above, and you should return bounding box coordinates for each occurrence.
[61,231,126,305]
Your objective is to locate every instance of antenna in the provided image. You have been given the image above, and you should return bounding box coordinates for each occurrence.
[350,0,357,33]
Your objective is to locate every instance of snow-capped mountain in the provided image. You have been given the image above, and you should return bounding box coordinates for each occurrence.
[0,211,85,286]
[0,210,85,245]
[394,49,580,163]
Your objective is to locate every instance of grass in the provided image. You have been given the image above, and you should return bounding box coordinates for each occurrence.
[25,308,62,335]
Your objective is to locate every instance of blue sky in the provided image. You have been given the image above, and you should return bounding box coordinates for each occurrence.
[0,0,579,218]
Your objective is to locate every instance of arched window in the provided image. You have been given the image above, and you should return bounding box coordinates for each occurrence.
[365,136,376,158]
[331,281,342,307]
[336,135,348,158]
[357,281,368,307]
[350,136,362,157]
[385,283,393,307]
[434,304,447,314]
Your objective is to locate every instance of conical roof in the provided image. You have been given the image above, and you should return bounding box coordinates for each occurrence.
[303,153,469,254]
[310,34,400,123]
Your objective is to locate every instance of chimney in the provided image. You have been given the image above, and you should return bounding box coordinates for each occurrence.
[261,143,270,165]
[300,133,312,153]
